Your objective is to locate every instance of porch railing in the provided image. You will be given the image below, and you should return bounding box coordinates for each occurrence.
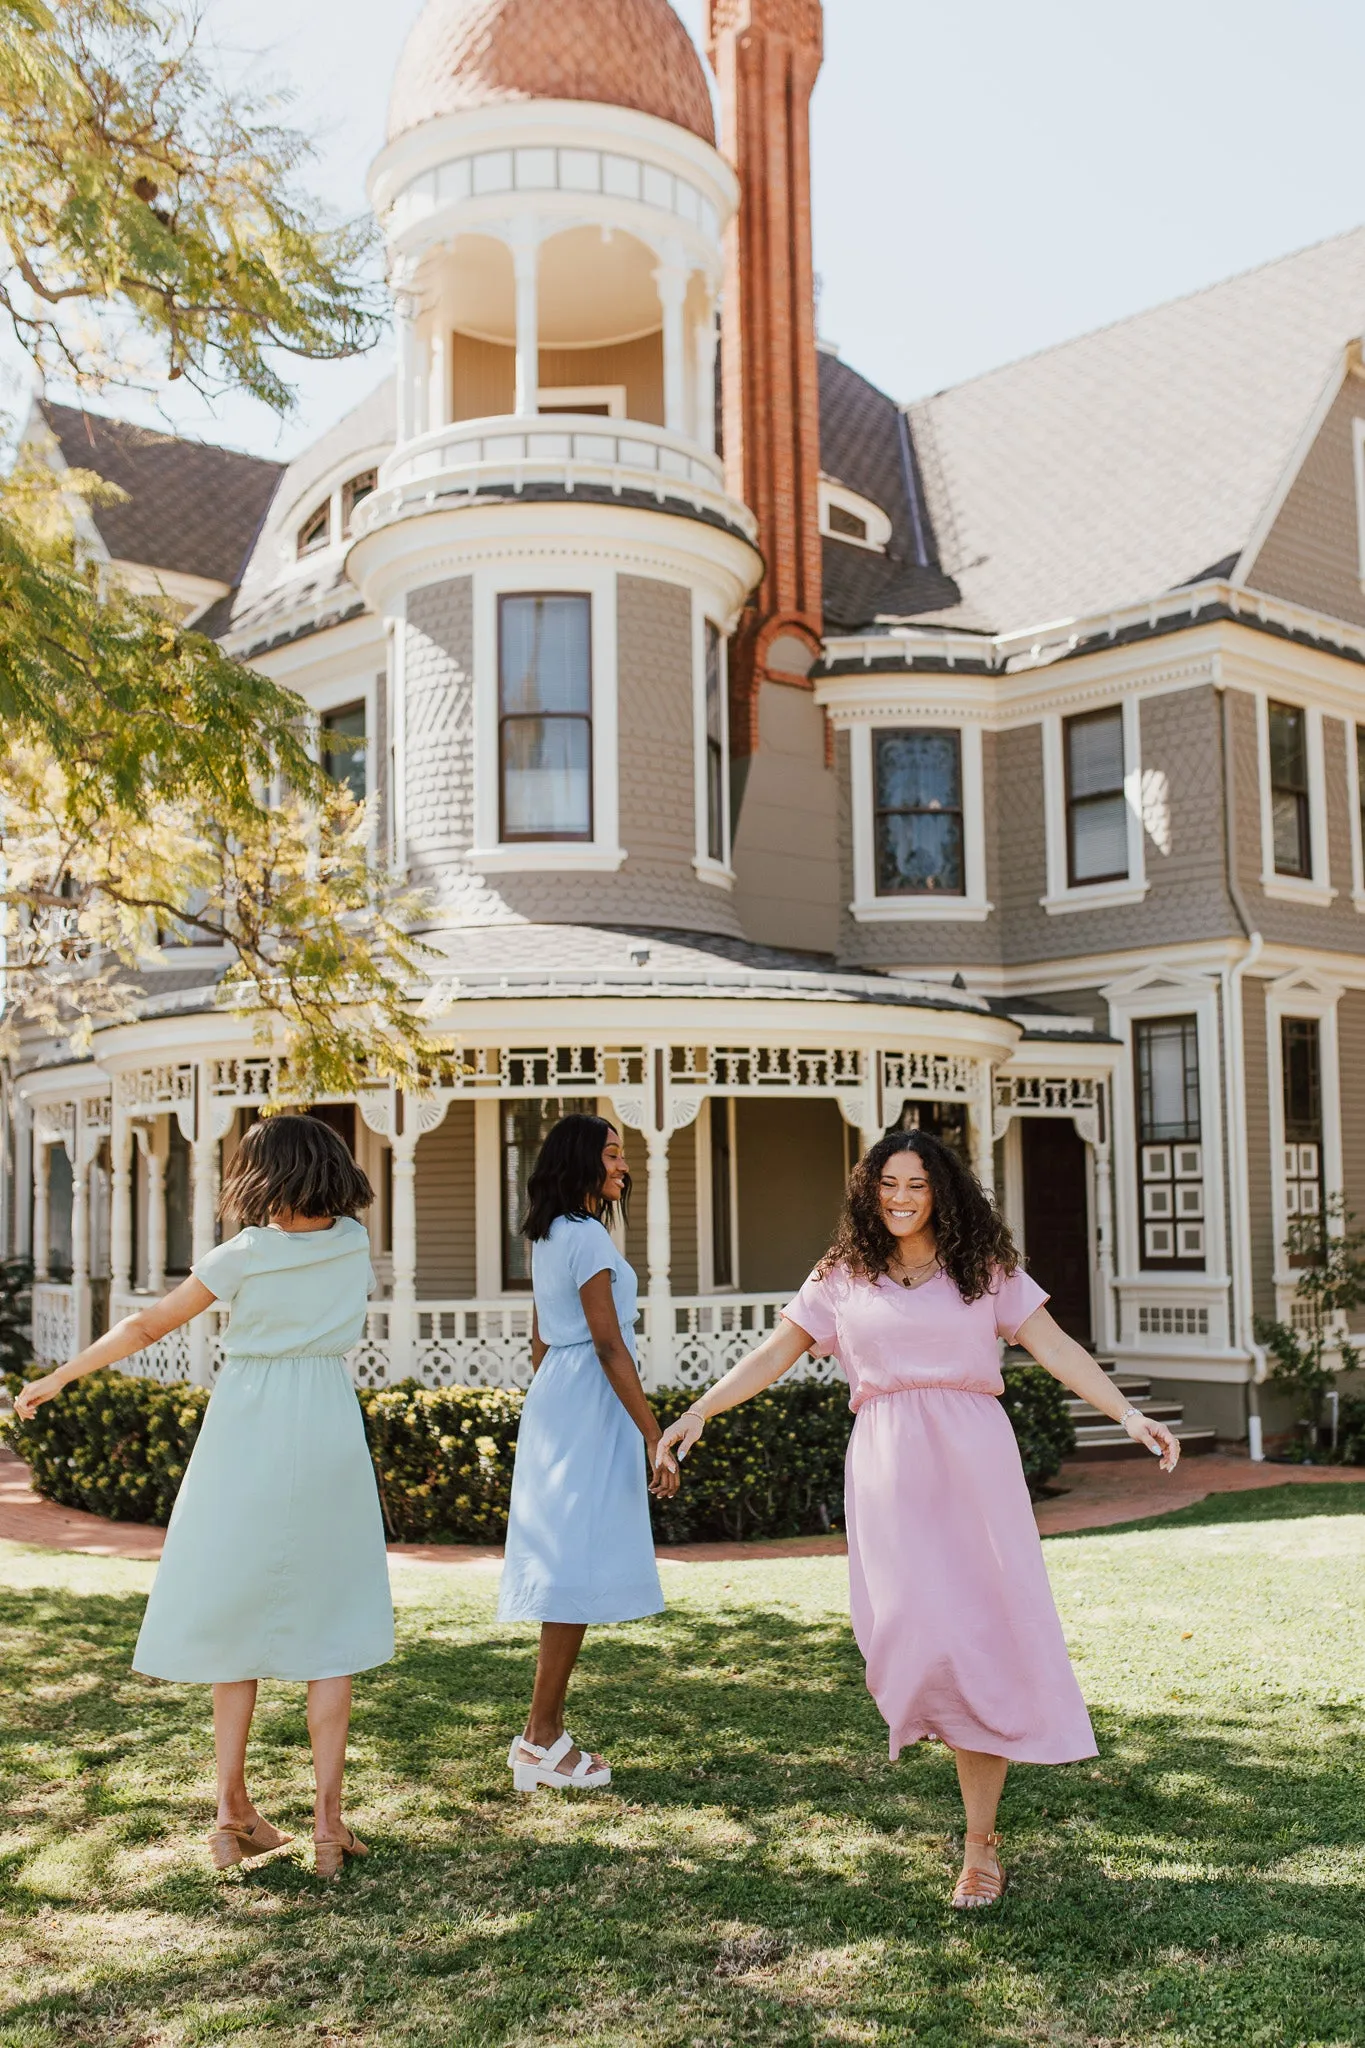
[43,1291,839,1395]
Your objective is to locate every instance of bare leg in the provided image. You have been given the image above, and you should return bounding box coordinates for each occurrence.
[213,1681,259,1829]
[954,1748,1008,1894]
[521,1623,602,1774]
[307,1676,353,1841]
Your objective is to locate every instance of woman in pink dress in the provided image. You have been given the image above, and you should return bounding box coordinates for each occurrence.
[655,1129,1179,1909]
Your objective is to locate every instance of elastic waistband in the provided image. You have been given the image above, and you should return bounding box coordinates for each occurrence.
[855,1383,1001,1404]
[221,1351,349,1366]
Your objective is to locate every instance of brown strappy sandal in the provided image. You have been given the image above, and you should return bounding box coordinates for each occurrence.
[208,1815,294,1870]
[950,1829,1008,1909]
[314,1825,369,1880]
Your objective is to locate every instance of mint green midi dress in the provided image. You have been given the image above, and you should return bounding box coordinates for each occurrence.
[132,1218,394,1684]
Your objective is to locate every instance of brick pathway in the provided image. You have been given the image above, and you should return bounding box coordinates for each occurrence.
[0,1443,1360,1568]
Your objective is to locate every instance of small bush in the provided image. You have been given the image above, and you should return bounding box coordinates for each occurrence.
[3,1359,1075,1538]
[1335,1395,1365,1466]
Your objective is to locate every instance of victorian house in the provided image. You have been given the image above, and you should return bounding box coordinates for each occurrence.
[11,0,1365,1451]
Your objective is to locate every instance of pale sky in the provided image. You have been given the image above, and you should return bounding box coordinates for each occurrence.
[13,0,1365,463]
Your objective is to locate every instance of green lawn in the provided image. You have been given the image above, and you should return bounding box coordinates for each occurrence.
[2,1487,1364,2047]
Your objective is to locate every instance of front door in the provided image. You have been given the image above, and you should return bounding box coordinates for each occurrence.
[1020,1117,1092,1345]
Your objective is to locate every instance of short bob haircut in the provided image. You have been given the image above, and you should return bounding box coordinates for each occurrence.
[522,1113,628,1242]
[219,1114,374,1228]
[820,1127,1020,1303]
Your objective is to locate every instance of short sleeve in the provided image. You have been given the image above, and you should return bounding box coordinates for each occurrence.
[193,1230,254,1303]
[782,1269,839,1356]
[563,1217,616,1293]
[991,1265,1049,1343]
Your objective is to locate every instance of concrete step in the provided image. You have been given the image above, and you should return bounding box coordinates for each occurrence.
[1064,1395,1180,1423]
[1070,1422,1219,1461]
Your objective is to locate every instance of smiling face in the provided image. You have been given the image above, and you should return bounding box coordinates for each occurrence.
[599,1129,629,1207]
[877,1146,936,1252]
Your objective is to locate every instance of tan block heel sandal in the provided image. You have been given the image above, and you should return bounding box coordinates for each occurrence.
[208,1816,294,1870]
[314,1826,369,1880]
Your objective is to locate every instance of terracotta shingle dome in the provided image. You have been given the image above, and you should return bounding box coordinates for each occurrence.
[387,0,715,146]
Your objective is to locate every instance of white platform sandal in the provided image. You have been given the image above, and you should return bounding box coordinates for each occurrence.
[508,1731,612,1792]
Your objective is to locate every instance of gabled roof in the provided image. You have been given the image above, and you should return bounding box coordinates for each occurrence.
[38,402,285,587]
[903,224,1365,633]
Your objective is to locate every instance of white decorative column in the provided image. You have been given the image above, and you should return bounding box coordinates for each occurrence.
[428,325,449,432]
[973,1062,997,1196]
[512,233,540,417]
[31,1137,50,1282]
[389,1129,419,1374]
[394,289,418,443]
[654,260,690,436]
[1093,1095,1117,1352]
[70,1135,90,1349]
[694,302,719,453]
[644,1125,673,1391]
[144,1132,167,1296]
[109,1107,133,1304]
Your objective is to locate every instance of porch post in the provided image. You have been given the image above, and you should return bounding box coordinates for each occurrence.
[512,233,540,417]
[1093,1111,1117,1353]
[654,260,690,436]
[645,1125,673,1390]
[31,1137,50,1282]
[389,1116,420,1376]
[109,1106,133,1302]
[972,1062,997,1195]
[144,1130,167,1296]
[70,1133,90,1350]
[187,1075,217,1388]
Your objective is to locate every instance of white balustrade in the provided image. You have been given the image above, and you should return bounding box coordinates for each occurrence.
[32,1283,77,1367]
[646,1295,838,1390]
[360,414,754,542]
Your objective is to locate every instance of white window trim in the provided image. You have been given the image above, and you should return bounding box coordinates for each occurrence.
[819,477,892,553]
[1040,697,1149,914]
[469,563,623,869]
[1256,692,1333,905]
[1352,417,1365,590]
[692,602,735,890]
[1266,971,1343,1300]
[1344,711,1365,912]
[537,384,628,418]
[849,720,991,921]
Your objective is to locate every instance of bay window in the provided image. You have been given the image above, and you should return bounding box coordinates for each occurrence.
[1269,702,1311,878]
[873,729,965,896]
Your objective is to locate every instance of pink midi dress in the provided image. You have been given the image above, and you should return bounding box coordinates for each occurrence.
[783,1263,1097,1765]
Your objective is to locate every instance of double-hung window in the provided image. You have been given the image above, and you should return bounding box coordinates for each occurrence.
[500,1097,597,1288]
[873,730,964,896]
[498,594,593,842]
[1135,1015,1205,1269]
[1269,702,1311,878]
[1281,1017,1324,1261]
[1065,707,1128,885]
[321,702,367,804]
[705,623,726,864]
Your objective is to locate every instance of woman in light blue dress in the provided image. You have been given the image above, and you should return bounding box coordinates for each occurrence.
[500,1114,679,1792]
[16,1115,391,1878]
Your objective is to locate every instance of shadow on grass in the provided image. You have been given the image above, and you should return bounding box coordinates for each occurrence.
[3,1579,1365,2046]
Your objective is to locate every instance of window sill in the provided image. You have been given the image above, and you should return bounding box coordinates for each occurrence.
[693,857,737,891]
[1261,873,1336,907]
[468,845,627,874]
[1040,880,1149,916]
[850,896,992,923]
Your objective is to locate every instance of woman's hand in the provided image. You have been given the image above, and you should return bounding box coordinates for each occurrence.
[647,1441,681,1498]
[1124,1408,1181,1473]
[654,1410,706,1470]
[14,1371,65,1423]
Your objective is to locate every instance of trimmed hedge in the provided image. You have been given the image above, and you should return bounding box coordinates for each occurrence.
[3,1360,1075,1542]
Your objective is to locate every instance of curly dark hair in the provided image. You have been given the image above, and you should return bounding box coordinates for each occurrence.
[819,1128,1020,1303]
[522,1113,630,1242]
[219,1114,373,1228]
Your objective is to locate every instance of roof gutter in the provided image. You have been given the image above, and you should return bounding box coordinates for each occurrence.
[1217,679,1266,1456]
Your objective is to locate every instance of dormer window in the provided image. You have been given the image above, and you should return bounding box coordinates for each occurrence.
[297,501,330,557]
[342,469,377,534]
[819,478,892,552]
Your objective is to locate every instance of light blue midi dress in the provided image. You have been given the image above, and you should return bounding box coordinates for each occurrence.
[133,1217,395,1684]
[497,1214,664,1625]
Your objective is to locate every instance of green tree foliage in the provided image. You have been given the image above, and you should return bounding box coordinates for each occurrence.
[0,4,429,1093]
[1254,1198,1365,1441]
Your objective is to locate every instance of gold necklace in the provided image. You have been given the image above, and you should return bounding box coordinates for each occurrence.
[892,1252,940,1290]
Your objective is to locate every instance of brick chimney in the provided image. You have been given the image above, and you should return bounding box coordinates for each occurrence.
[707,0,824,757]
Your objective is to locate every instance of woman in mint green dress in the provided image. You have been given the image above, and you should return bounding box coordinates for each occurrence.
[16,1115,392,1879]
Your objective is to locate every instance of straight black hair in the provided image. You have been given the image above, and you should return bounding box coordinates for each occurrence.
[219,1113,374,1227]
[522,1113,628,1242]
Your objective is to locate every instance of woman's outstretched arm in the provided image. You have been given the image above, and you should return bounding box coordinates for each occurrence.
[13,1278,218,1421]
[1013,1304,1181,1473]
[652,1317,814,1469]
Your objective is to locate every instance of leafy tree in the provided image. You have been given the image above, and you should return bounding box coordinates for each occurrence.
[0,2,429,1094]
[1254,1199,1365,1445]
